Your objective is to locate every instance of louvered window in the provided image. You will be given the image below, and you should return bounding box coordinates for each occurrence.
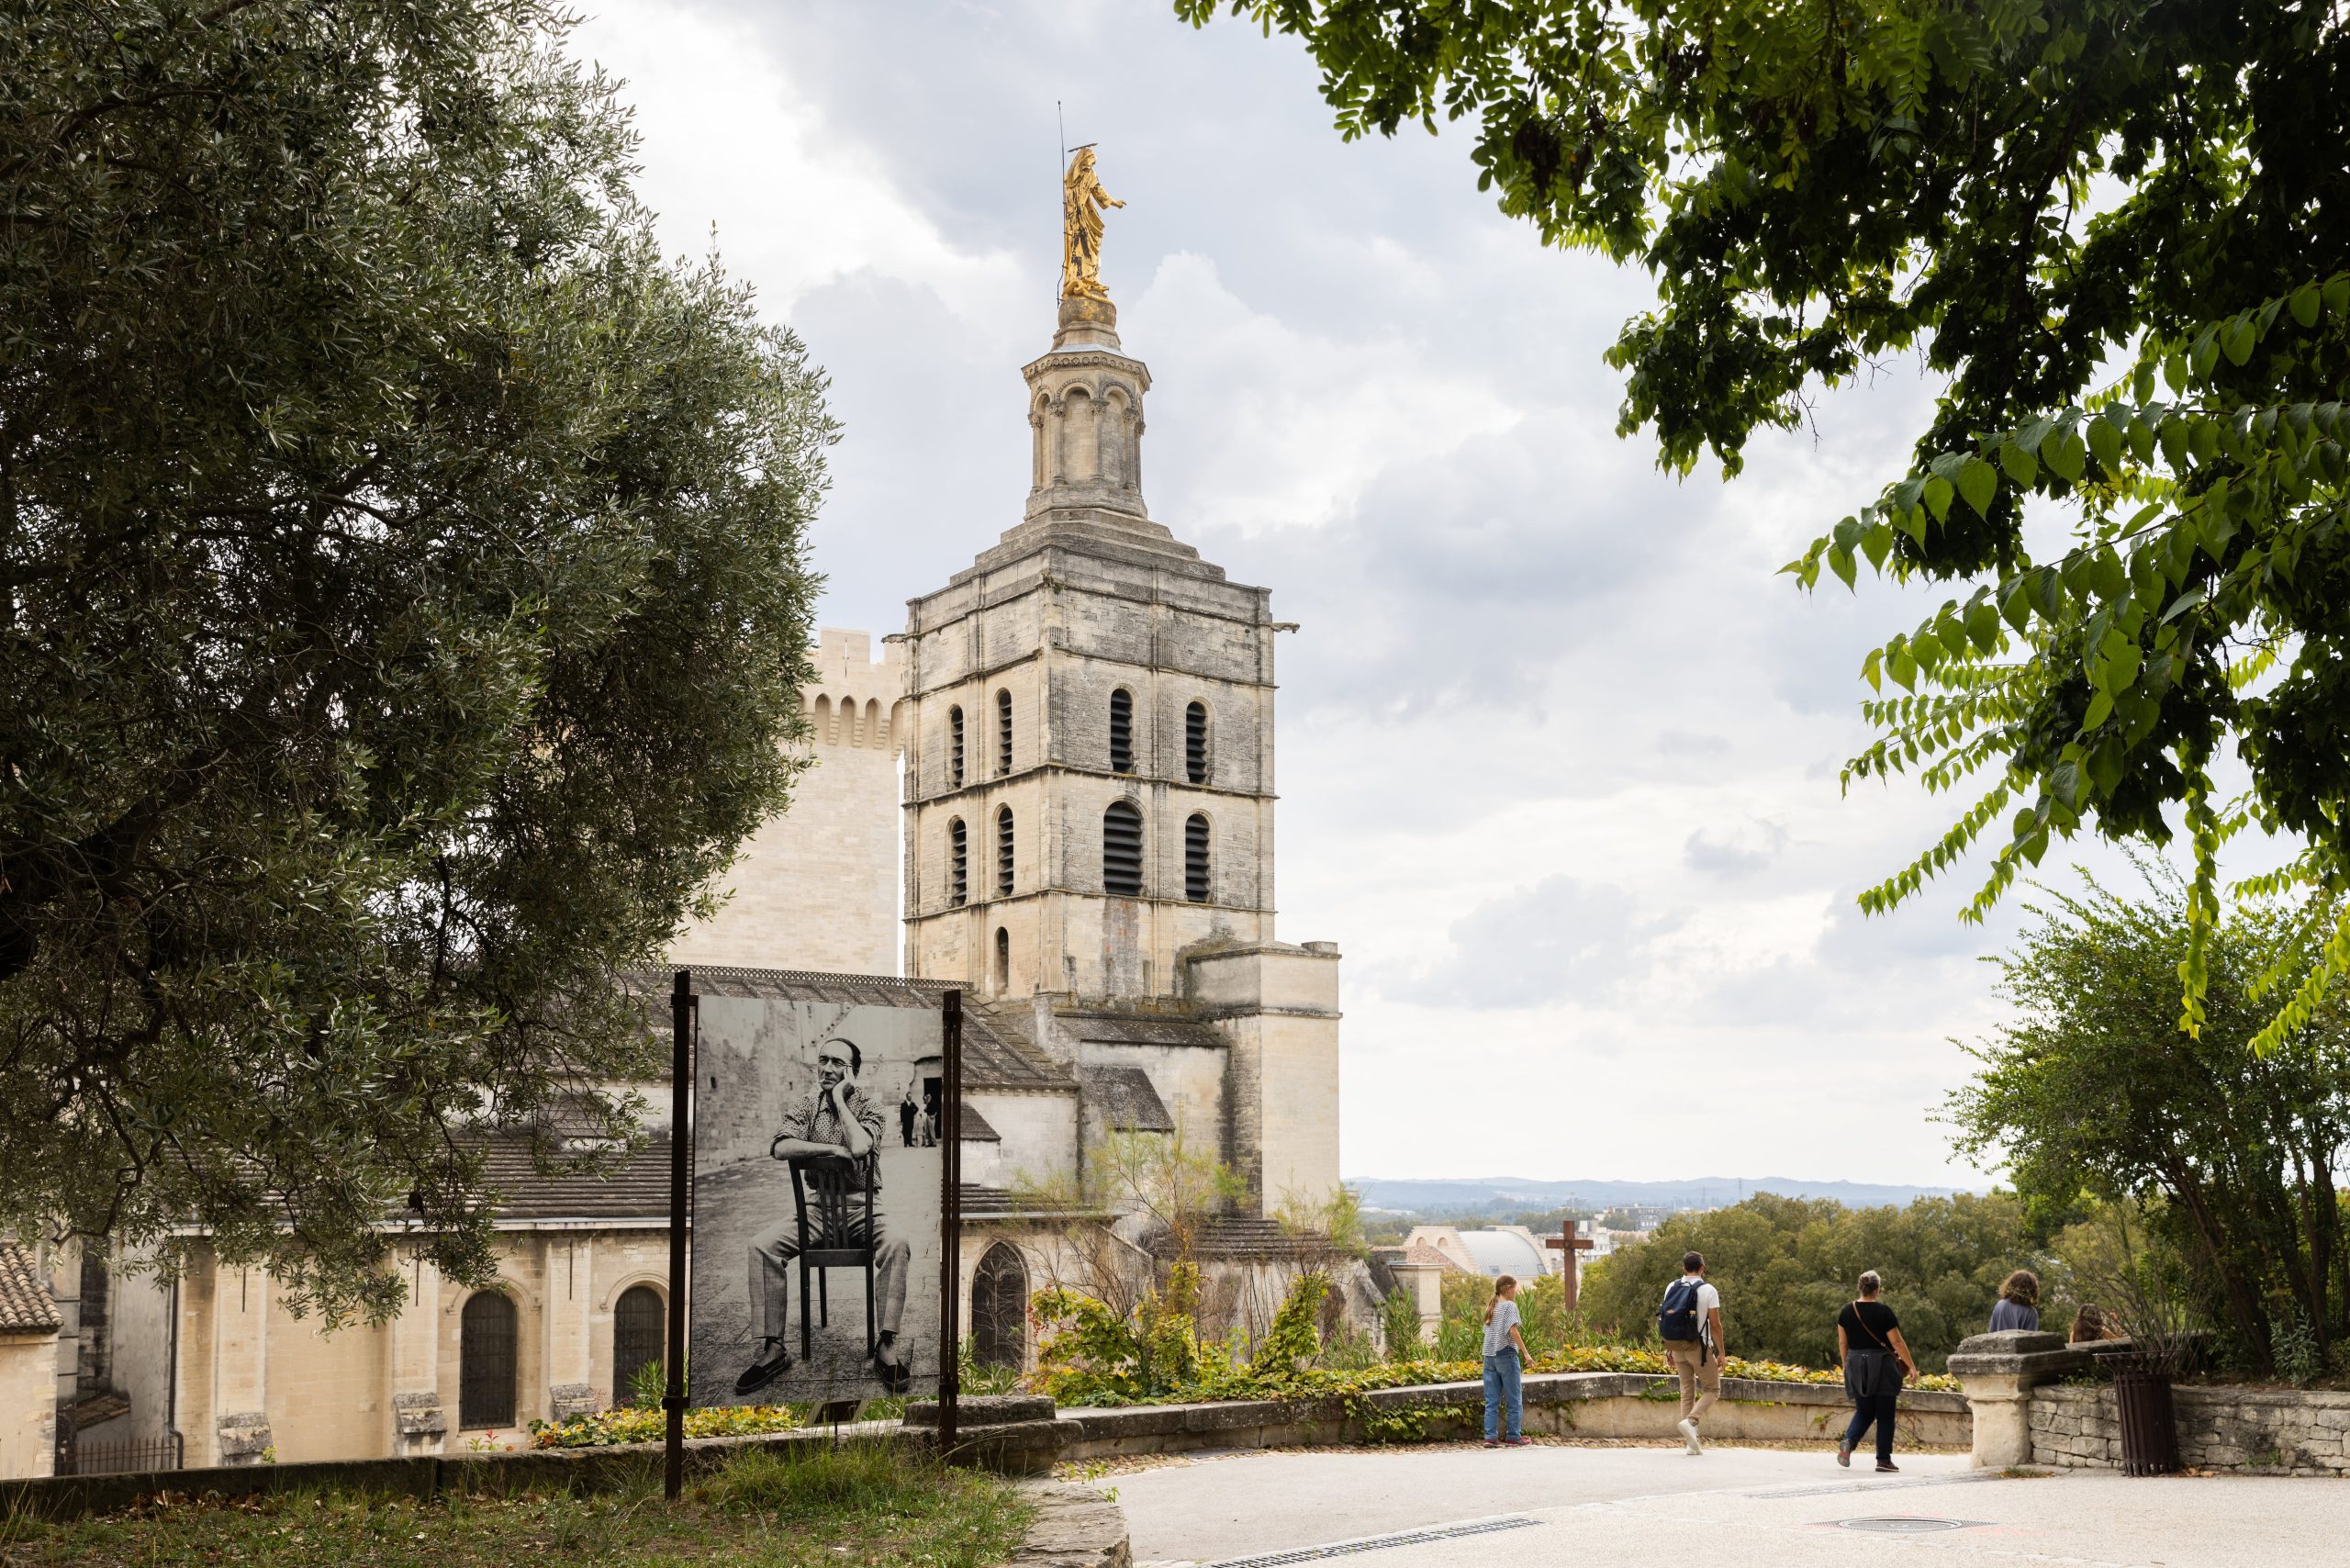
[1185,814,1211,902]
[612,1285,665,1406]
[1186,701,1208,784]
[949,705,965,788]
[459,1292,517,1429]
[1102,801,1144,896]
[996,806,1015,897]
[1109,689,1134,774]
[948,819,968,905]
[996,689,1013,776]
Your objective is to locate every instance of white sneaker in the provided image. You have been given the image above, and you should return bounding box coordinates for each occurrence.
[1678,1417,1703,1455]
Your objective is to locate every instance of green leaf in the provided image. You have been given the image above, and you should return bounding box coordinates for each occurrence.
[2083,689,2114,730]
[2221,316,2256,365]
[1922,474,1953,522]
[1998,440,2038,487]
[1828,544,1857,589]
[1956,456,1998,518]
[2043,428,2086,484]
[2087,415,2124,476]
[2289,285,2321,328]
[2001,577,2034,634]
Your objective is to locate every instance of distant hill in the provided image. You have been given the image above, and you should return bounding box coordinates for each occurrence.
[1348,1174,1974,1217]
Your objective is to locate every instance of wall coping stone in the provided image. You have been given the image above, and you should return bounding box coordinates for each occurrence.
[906,1394,1058,1427]
[1011,1481,1131,1568]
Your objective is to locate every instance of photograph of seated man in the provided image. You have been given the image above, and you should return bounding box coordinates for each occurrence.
[735,1036,913,1394]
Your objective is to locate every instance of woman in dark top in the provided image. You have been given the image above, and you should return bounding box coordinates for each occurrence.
[1836,1270,1920,1472]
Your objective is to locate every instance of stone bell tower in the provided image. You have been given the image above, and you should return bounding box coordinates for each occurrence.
[895,292,1291,1002]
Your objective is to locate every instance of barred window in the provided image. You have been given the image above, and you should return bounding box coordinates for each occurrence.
[1109,689,1134,774]
[1185,814,1211,903]
[459,1292,517,1429]
[996,689,1013,776]
[948,818,968,906]
[996,805,1015,898]
[612,1285,665,1406]
[1102,801,1144,897]
[1186,701,1208,785]
[949,705,965,788]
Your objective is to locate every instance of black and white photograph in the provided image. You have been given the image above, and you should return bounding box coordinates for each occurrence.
[689,980,946,1407]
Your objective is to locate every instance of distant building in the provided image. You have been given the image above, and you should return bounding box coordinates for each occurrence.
[1405,1224,1559,1280]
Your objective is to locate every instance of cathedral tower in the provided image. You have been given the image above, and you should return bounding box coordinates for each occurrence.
[898,295,1283,1001]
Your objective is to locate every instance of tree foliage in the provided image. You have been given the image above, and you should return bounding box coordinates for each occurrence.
[1180,0,2350,1036]
[1947,869,2350,1372]
[1,2,831,1317]
[1576,1191,2041,1372]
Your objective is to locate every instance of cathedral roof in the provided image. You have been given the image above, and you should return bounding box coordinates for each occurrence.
[959,1003,1078,1092]
[473,1136,675,1225]
[1078,1064,1175,1133]
[0,1239,60,1333]
[1151,1215,1332,1261]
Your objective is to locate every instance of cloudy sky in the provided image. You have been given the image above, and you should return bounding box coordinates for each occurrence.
[572,0,2167,1190]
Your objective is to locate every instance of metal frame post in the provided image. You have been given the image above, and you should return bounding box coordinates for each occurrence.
[664,969,694,1501]
[937,990,964,1457]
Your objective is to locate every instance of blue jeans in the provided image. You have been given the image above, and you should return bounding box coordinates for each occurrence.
[1845,1393,1897,1464]
[1483,1350,1522,1439]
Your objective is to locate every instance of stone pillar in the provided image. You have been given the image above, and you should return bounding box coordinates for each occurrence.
[1947,1329,2090,1468]
[543,1235,597,1421]
[210,1265,271,1465]
[388,1255,446,1455]
[1387,1259,1444,1346]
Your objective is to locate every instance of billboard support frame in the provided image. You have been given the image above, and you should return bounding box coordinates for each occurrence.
[936,989,964,1456]
[664,969,695,1502]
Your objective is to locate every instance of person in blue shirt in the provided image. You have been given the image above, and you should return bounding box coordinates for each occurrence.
[1988,1269,2041,1332]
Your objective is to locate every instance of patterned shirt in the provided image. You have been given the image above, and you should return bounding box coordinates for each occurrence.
[779,1082,888,1190]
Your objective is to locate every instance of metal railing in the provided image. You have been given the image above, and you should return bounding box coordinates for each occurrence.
[59,1430,184,1477]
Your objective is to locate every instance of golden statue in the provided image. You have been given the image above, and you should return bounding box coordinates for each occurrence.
[1060,145,1123,301]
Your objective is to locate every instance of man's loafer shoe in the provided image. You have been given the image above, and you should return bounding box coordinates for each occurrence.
[734,1347,792,1395]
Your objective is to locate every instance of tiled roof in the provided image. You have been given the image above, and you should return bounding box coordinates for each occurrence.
[475,1137,675,1224]
[1374,1242,1457,1271]
[957,1183,1109,1223]
[1151,1215,1329,1260]
[1059,1009,1227,1051]
[958,1100,1002,1142]
[961,1002,1077,1092]
[0,1240,59,1334]
[1080,1064,1175,1133]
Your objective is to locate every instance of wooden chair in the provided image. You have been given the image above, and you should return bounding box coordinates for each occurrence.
[785,1154,878,1361]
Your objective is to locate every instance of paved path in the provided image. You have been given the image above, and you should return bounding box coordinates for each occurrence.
[1104,1440,2349,1568]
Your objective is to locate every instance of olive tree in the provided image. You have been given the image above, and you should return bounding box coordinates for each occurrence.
[1,1,831,1318]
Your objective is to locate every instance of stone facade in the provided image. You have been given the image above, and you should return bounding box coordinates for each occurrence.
[111,1224,671,1469]
[1951,1327,2350,1475]
[2026,1382,2350,1474]
[670,628,906,978]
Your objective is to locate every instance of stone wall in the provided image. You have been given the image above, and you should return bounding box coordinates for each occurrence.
[670,628,905,978]
[2029,1383,2350,1475]
[0,1331,57,1479]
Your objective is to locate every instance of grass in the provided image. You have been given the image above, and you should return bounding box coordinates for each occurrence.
[0,1442,1033,1568]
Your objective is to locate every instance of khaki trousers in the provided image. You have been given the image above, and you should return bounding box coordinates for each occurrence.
[1662,1339,1721,1425]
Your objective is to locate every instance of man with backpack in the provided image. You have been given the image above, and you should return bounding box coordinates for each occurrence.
[1658,1250,1725,1454]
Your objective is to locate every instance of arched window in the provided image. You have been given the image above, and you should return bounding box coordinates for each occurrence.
[1186,701,1209,785]
[1109,689,1135,774]
[813,694,833,746]
[948,705,965,788]
[612,1284,665,1406]
[996,689,1013,777]
[1185,814,1211,903]
[994,926,1010,993]
[1102,801,1144,897]
[972,1242,1029,1370]
[996,806,1015,898]
[459,1291,517,1429]
[948,819,968,906]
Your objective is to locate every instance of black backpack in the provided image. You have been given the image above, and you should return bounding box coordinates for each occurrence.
[1658,1277,1706,1343]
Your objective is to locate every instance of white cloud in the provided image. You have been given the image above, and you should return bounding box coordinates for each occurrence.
[568,0,2203,1191]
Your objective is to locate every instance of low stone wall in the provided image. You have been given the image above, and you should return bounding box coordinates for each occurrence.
[5,1372,1969,1520]
[1050,1372,1970,1457]
[2029,1383,2350,1475]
